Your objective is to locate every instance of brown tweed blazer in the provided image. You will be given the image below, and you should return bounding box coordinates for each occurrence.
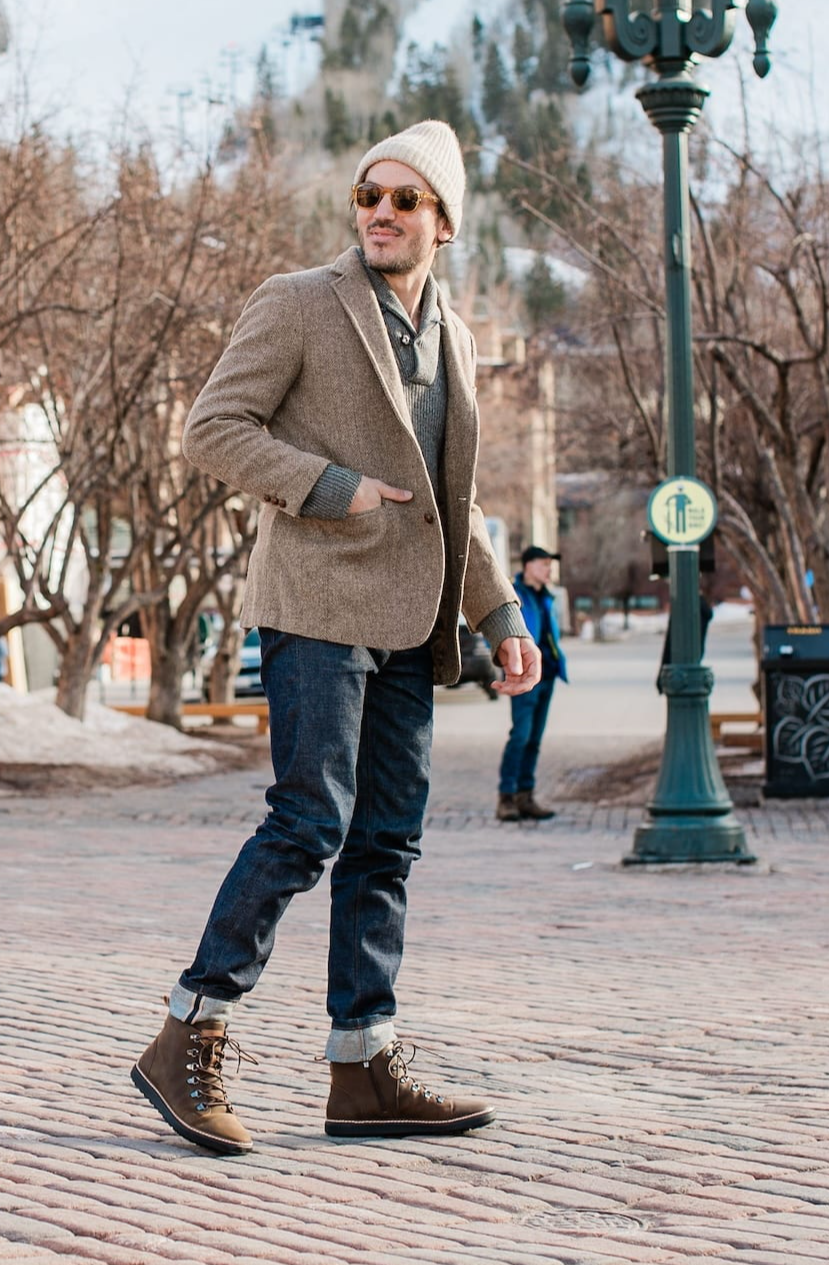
[182,245,517,685]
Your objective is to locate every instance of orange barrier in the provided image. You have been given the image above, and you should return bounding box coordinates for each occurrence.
[110,637,151,681]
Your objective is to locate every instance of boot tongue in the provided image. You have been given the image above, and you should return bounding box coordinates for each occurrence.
[194,1025,226,1040]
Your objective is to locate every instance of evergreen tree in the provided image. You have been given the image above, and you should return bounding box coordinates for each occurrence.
[368,111,398,144]
[255,45,277,102]
[476,216,508,291]
[482,41,511,125]
[494,95,582,233]
[512,22,535,85]
[471,15,485,63]
[396,46,481,175]
[523,253,565,330]
[323,1,394,71]
[337,6,362,68]
[323,89,354,155]
[532,0,572,93]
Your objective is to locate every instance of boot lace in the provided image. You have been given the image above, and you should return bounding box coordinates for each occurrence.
[385,1041,444,1104]
[185,1030,258,1114]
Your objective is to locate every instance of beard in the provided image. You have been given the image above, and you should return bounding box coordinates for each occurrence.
[358,220,435,276]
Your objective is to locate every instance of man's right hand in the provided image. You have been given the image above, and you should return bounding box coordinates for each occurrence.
[348,476,413,514]
[493,637,541,696]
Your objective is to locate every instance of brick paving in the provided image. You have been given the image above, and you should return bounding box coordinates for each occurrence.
[2,634,829,1264]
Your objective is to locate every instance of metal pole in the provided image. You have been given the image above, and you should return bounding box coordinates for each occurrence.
[625,69,753,863]
[662,128,696,480]
[562,1,777,863]
[663,124,701,669]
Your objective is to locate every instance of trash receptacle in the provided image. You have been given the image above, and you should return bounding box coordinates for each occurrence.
[762,623,829,797]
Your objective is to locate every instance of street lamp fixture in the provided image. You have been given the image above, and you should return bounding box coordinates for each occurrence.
[563,0,777,864]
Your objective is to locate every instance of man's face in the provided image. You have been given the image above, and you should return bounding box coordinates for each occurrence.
[523,558,552,588]
[355,159,451,276]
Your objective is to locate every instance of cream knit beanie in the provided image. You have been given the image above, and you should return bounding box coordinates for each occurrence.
[352,119,466,239]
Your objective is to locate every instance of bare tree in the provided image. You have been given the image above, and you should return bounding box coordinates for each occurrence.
[561,485,648,638]
[504,132,829,633]
[691,143,829,626]
[0,127,297,721]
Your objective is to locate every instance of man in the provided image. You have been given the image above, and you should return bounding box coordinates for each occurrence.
[497,545,568,822]
[657,590,713,692]
[131,120,540,1155]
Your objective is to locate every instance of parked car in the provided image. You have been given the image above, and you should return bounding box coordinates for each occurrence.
[450,617,499,699]
[201,627,264,699]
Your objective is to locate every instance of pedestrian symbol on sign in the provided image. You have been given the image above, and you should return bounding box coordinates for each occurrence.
[664,486,692,534]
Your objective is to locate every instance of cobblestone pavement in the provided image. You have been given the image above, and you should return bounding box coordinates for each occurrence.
[2,627,828,1264]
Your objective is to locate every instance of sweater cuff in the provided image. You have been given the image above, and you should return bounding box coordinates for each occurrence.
[477,602,530,652]
[300,464,363,520]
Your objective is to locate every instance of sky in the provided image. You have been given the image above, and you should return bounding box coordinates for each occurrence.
[0,0,825,157]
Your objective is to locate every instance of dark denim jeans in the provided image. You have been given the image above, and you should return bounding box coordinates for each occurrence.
[498,677,555,795]
[179,631,434,1036]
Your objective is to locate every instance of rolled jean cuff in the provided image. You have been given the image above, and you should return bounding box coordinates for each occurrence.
[325,1020,396,1063]
[168,981,239,1026]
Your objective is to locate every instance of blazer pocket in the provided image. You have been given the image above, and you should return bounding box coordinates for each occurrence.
[342,503,386,522]
[305,502,390,543]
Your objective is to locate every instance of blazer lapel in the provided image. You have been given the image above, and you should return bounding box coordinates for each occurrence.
[440,312,476,418]
[330,248,413,436]
[438,293,479,489]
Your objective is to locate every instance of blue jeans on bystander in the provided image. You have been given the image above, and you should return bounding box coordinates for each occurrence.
[498,677,555,795]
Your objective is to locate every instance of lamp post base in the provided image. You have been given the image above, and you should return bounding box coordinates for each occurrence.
[623,813,756,865]
[624,663,757,866]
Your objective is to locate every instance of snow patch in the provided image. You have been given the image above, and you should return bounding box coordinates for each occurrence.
[0,685,230,775]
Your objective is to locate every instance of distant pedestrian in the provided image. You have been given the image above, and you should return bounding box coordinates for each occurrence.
[131,119,540,1157]
[656,592,713,692]
[497,546,568,821]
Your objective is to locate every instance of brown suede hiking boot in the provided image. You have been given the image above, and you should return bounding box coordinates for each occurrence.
[325,1041,496,1138]
[131,1014,255,1156]
[515,790,556,820]
[496,793,521,822]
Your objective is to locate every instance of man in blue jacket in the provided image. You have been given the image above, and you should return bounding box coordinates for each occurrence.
[497,546,568,821]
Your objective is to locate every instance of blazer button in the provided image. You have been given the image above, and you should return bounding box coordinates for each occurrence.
[278,499,287,508]
[424,512,435,524]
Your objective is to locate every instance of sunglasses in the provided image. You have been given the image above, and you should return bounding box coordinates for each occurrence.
[351,182,441,214]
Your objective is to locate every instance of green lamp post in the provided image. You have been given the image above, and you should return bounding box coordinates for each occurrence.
[563,0,777,864]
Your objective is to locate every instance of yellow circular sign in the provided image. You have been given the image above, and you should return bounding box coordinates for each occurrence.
[647,477,717,546]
